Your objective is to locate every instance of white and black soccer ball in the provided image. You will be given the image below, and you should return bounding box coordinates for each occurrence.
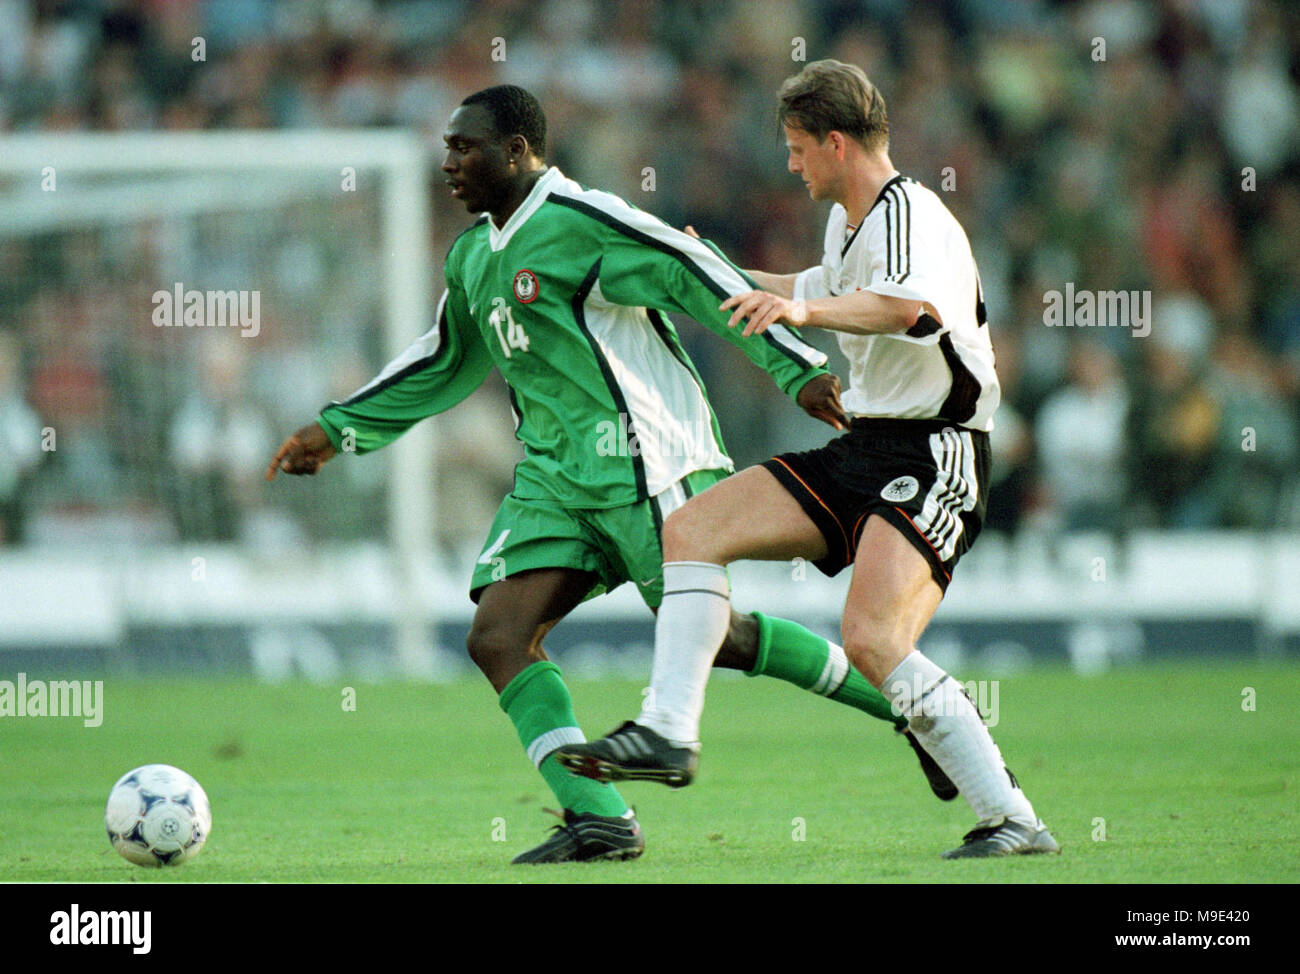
[105,764,212,867]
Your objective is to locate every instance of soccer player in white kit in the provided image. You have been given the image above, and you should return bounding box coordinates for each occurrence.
[557,60,1059,858]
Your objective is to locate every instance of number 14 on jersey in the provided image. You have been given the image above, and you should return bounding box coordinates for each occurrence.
[488,296,531,358]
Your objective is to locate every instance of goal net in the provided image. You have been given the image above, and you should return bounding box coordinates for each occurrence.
[0,130,445,677]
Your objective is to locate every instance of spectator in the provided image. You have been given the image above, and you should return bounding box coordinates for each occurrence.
[1035,340,1130,532]
[0,0,1294,544]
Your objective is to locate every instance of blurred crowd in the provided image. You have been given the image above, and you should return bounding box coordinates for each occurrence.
[0,0,1297,554]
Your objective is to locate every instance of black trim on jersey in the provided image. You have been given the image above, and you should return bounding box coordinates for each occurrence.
[906,313,943,339]
[896,186,912,282]
[645,308,729,459]
[884,190,897,277]
[937,333,981,425]
[870,173,905,212]
[332,298,456,409]
[505,383,523,430]
[866,175,909,282]
[645,308,719,425]
[329,220,488,412]
[840,220,864,259]
[759,325,815,371]
[882,184,911,283]
[647,308,701,384]
[550,195,727,296]
[547,194,817,373]
[571,258,649,501]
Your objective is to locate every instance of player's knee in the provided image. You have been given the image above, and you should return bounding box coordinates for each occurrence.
[841,622,912,688]
[662,503,718,562]
[465,622,520,675]
[661,506,699,561]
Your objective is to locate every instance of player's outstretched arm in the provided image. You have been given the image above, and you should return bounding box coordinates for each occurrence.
[265,422,336,480]
[721,288,927,338]
[593,211,834,425]
[742,269,798,298]
[274,278,493,470]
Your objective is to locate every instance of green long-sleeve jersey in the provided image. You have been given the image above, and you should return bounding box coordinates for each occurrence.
[318,166,829,509]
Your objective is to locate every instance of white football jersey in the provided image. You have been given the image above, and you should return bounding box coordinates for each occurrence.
[793,174,1000,432]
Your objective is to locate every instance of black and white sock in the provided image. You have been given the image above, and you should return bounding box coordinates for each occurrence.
[883,651,1036,825]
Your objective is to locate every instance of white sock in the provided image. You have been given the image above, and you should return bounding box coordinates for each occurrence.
[638,561,730,746]
[883,651,1036,825]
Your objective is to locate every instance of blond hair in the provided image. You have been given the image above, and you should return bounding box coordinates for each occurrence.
[778,59,888,149]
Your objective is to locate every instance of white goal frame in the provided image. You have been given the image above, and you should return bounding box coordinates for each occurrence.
[0,130,438,675]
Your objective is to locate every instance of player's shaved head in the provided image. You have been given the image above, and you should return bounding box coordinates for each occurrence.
[778,59,888,150]
[461,84,547,159]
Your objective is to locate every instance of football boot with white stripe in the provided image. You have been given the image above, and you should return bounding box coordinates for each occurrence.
[554,720,698,788]
[941,815,1061,859]
[511,807,645,864]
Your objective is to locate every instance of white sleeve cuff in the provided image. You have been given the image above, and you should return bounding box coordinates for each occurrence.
[793,266,831,302]
[865,281,947,345]
[866,279,931,305]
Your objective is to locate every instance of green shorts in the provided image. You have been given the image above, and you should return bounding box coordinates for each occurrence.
[469,468,729,609]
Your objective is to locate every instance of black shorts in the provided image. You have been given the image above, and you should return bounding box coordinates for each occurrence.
[763,417,991,592]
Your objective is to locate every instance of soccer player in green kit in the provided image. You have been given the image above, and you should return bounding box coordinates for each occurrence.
[266,85,953,864]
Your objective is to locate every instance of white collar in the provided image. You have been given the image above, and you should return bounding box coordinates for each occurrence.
[488,167,565,252]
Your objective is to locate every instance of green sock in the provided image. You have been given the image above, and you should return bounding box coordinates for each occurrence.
[499,661,629,818]
[748,612,906,729]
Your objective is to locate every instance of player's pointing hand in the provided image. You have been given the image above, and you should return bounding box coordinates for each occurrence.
[265,422,337,480]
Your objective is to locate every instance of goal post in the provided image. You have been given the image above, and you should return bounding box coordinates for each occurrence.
[0,130,439,676]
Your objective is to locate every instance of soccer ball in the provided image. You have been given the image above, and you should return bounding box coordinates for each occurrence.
[105,764,211,867]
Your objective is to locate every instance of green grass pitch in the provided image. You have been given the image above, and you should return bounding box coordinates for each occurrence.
[2,663,1296,883]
